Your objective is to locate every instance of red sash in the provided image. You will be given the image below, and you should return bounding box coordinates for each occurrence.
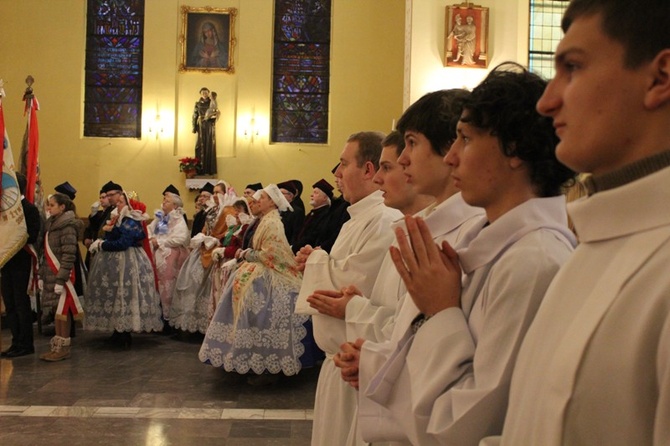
[44,231,84,320]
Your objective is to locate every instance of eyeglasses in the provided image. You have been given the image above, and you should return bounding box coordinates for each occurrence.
[106,191,120,198]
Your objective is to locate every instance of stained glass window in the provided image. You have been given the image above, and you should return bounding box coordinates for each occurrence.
[528,0,569,79]
[271,0,331,144]
[84,0,144,138]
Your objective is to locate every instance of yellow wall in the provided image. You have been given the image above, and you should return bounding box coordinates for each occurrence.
[407,0,530,104]
[0,0,531,215]
[0,0,406,215]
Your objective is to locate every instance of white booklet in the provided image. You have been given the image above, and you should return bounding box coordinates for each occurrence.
[295,250,336,315]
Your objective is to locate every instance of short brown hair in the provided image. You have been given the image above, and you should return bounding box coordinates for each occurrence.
[382,130,405,157]
[347,131,385,170]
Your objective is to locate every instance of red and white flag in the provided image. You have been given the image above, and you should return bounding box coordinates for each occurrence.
[20,84,43,207]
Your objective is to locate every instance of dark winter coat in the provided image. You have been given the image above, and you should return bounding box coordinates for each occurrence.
[39,210,83,310]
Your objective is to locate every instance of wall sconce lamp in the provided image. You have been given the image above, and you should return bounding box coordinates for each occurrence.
[243,117,260,139]
[148,114,164,139]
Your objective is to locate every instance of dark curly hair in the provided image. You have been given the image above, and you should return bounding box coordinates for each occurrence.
[396,89,470,156]
[460,62,575,197]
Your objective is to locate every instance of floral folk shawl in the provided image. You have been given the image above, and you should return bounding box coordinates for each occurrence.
[231,209,302,321]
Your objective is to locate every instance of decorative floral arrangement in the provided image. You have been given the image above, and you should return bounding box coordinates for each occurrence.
[178,157,200,172]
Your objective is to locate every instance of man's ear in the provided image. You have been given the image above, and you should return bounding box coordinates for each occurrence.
[509,156,524,170]
[363,161,377,179]
[644,49,670,110]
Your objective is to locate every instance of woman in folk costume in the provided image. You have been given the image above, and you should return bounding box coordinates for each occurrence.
[147,191,190,331]
[39,193,84,361]
[191,183,213,237]
[128,196,159,292]
[209,198,255,317]
[169,181,234,333]
[85,191,163,347]
[199,184,316,385]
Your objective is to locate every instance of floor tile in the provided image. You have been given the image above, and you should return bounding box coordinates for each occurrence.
[221,408,265,419]
[1,327,317,444]
[229,419,292,438]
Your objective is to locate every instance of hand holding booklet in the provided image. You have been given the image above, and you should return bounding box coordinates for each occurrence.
[295,249,336,315]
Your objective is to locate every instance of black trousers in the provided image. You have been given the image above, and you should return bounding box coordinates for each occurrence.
[1,265,34,350]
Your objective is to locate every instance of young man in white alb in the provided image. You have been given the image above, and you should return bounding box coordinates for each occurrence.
[295,131,402,446]
[484,1,670,444]
[353,65,577,445]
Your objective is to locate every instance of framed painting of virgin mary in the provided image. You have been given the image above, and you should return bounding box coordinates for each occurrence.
[179,6,237,73]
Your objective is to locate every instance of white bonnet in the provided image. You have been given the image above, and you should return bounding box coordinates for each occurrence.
[253,183,293,212]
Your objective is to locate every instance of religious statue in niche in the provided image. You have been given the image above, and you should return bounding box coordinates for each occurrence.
[445,3,490,68]
[192,87,219,175]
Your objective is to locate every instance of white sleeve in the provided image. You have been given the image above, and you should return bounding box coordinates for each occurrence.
[655,312,670,445]
[357,338,410,442]
[147,219,157,235]
[345,252,404,343]
[160,219,190,248]
[357,308,475,445]
[345,294,397,343]
[309,218,396,355]
[356,293,427,443]
[422,246,565,445]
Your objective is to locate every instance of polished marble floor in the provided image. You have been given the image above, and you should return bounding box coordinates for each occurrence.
[0,325,318,445]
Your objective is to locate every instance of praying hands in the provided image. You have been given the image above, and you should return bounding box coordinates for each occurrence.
[389,215,462,316]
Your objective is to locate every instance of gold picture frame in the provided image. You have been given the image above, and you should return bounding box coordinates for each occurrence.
[179,6,237,73]
[444,3,489,68]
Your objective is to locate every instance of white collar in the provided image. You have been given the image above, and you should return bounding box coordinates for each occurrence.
[458,196,576,274]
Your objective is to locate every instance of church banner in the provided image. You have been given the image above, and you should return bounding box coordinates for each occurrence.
[0,86,28,268]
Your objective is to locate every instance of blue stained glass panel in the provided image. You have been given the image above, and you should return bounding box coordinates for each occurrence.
[84,0,144,138]
[271,0,331,144]
[275,0,331,42]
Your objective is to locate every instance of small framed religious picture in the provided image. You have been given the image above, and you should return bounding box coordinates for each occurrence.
[179,6,237,73]
[444,3,490,68]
